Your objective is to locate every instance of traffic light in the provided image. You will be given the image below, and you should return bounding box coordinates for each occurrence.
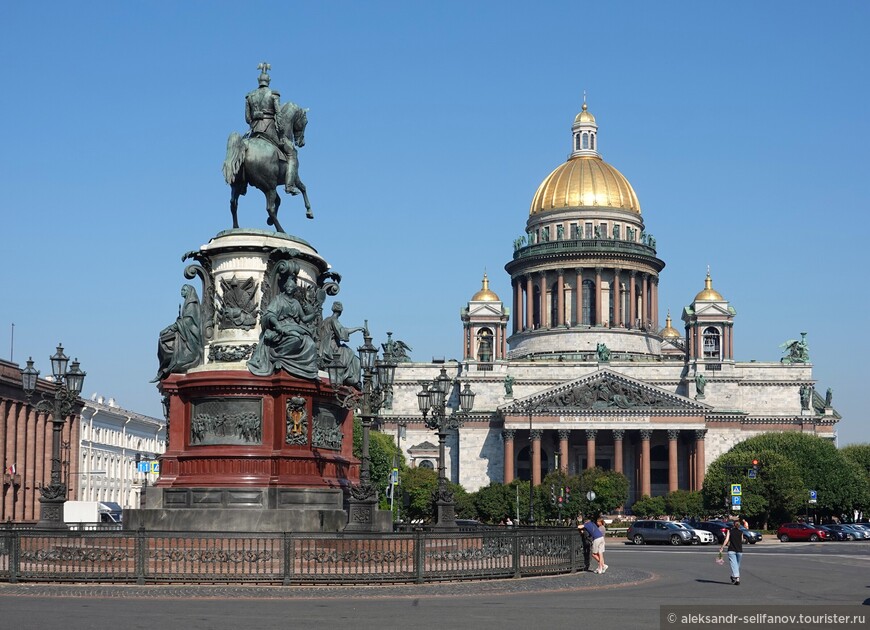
[550,484,556,505]
[565,486,571,502]
[752,459,759,470]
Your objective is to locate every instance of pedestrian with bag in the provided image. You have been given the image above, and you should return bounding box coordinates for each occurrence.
[720,518,743,585]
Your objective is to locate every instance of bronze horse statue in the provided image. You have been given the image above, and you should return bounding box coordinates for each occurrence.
[223,102,311,233]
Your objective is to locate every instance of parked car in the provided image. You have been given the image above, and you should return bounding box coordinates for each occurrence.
[849,523,870,537]
[819,525,848,541]
[627,520,694,545]
[672,522,714,545]
[842,524,870,539]
[739,527,762,544]
[776,523,829,542]
[693,521,730,544]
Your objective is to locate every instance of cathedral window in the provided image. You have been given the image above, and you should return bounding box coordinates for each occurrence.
[703,327,721,359]
[590,134,595,150]
[542,226,550,242]
[582,132,589,149]
[613,224,620,239]
[570,223,579,239]
[575,134,581,151]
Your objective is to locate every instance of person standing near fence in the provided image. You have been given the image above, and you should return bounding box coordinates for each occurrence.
[596,516,608,573]
[583,516,606,573]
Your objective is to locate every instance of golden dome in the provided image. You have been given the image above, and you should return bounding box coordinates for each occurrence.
[659,311,681,339]
[530,156,641,215]
[471,272,500,302]
[694,270,724,302]
[574,102,596,125]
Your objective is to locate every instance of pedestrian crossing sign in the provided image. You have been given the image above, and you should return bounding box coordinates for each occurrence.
[731,484,742,496]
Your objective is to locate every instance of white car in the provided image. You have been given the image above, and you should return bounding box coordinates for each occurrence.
[674,522,714,545]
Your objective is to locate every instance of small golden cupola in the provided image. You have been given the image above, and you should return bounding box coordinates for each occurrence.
[660,311,681,339]
[471,272,500,302]
[694,269,725,302]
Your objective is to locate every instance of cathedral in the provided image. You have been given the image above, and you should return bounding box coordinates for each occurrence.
[379,102,840,503]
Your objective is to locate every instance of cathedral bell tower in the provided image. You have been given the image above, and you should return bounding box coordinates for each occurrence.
[461,272,509,364]
[682,269,736,364]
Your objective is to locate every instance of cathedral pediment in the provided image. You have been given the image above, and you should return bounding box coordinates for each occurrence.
[500,369,708,414]
[467,303,505,317]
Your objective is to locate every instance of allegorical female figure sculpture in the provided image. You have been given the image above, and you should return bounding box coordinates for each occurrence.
[317,302,365,386]
[248,261,321,379]
[153,284,204,382]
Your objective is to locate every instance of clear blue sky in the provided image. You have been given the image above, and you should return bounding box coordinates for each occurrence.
[1,2,867,445]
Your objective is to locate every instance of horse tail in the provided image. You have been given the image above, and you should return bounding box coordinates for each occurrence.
[223,132,246,185]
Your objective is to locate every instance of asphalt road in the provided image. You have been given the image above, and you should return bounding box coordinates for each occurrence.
[1,540,868,630]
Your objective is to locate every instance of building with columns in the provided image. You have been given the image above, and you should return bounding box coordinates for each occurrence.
[378,102,840,505]
[0,357,165,522]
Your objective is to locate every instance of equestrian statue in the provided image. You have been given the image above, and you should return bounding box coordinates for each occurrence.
[223,62,312,233]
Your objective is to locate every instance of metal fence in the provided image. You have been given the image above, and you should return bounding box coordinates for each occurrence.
[0,526,584,585]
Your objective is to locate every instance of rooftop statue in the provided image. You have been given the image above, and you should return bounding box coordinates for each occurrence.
[223,62,312,233]
[780,331,810,364]
[382,332,413,363]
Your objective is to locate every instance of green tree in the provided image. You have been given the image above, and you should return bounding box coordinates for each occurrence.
[631,494,666,518]
[576,467,630,515]
[702,450,803,528]
[841,443,870,477]
[664,490,704,518]
[704,433,867,526]
[353,418,406,509]
[473,482,514,523]
[400,466,439,522]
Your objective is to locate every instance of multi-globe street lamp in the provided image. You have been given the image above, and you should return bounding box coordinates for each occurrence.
[327,327,396,531]
[20,344,86,529]
[417,368,475,528]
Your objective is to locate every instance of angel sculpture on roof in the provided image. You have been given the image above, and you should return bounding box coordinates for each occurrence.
[780,331,809,364]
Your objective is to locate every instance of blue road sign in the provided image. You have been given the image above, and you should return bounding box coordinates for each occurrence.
[809,490,817,504]
[747,469,757,479]
[731,484,742,496]
[731,495,742,506]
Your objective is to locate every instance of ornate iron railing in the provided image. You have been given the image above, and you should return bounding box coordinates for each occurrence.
[0,526,583,585]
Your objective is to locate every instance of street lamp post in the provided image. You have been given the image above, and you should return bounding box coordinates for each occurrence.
[20,344,86,529]
[327,326,396,531]
[527,403,536,526]
[417,368,475,529]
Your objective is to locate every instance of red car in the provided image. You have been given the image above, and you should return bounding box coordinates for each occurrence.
[776,523,828,542]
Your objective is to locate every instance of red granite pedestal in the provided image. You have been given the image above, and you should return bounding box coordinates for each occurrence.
[124,370,359,532]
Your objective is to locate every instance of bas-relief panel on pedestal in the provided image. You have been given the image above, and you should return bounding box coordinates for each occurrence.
[190,398,263,445]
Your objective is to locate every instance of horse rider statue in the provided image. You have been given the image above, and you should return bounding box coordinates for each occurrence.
[245,62,299,195]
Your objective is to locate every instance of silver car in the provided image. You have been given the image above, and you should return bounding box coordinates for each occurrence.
[628,520,694,545]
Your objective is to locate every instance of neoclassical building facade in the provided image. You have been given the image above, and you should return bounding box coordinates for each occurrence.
[0,358,165,522]
[378,103,840,503]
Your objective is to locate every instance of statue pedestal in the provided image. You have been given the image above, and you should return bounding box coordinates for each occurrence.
[132,229,364,532]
